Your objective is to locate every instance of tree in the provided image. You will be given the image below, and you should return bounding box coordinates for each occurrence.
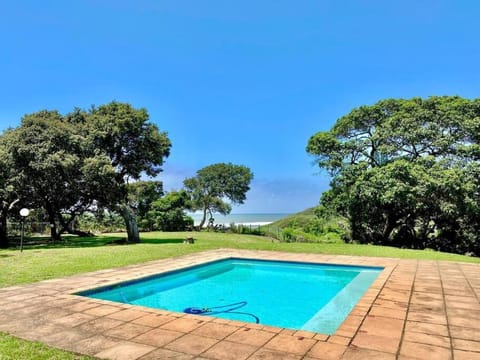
[0,131,20,247]
[142,190,193,231]
[7,110,90,241]
[184,163,253,229]
[86,102,171,242]
[307,96,480,255]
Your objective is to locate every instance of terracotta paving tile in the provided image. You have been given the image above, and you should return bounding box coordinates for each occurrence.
[84,304,122,316]
[202,340,258,360]
[41,328,94,349]
[448,316,480,329]
[191,322,239,339]
[226,327,276,346]
[132,327,184,347]
[132,313,176,327]
[403,331,451,348]
[53,312,96,327]
[450,325,480,341]
[67,301,101,312]
[106,308,150,322]
[313,333,329,341]
[453,349,480,360]
[68,335,121,356]
[164,333,219,355]
[161,317,206,332]
[409,301,445,313]
[105,322,152,340]
[138,348,194,359]
[264,334,316,355]
[407,311,447,325]
[78,317,125,332]
[307,341,347,359]
[368,306,406,320]
[358,315,404,339]
[280,328,297,336]
[447,308,480,320]
[453,338,480,352]
[327,335,350,346]
[351,333,400,354]
[248,348,302,360]
[294,330,316,338]
[404,320,449,337]
[340,347,396,359]
[399,340,452,360]
[94,341,156,360]
[444,294,478,305]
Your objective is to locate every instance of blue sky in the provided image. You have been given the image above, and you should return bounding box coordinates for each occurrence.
[1,1,479,213]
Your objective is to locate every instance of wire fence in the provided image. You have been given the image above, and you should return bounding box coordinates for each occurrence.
[7,222,75,237]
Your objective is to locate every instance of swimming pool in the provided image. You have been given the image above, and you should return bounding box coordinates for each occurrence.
[78,258,382,334]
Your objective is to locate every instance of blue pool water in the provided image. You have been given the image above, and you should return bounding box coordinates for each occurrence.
[79,258,382,334]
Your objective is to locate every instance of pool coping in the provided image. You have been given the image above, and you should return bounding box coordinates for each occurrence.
[0,249,479,359]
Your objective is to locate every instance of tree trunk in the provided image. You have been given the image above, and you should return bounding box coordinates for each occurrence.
[382,214,397,243]
[0,208,8,248]
[198,206,208,230]
[119,204,140,243]
[46,206,61,242]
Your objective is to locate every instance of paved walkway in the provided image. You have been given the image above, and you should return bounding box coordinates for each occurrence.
[0,249,479,359]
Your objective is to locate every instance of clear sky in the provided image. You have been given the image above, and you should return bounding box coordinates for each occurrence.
[0,1,478,213]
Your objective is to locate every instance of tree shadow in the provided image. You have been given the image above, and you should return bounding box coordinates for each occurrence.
[8,235,127,250]
[7,234,186,250]
[140,238,184,245]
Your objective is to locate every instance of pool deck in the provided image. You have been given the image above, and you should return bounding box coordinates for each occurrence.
[0,249,479,360]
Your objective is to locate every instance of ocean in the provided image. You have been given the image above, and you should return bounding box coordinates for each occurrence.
[188,213,289,226]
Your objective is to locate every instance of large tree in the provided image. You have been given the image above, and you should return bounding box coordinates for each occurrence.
[184,163,253,229]
[7,110,90,241]
[307,96,480,255]
[0,131,20,247]
[87,102,171,242]
[3,103,170,243]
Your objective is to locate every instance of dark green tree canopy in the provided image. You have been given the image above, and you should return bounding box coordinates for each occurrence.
[307,96,479,174]
[307,96,480,255]
[184,163,253,229]
[1,102,171,243]
[88,102,171,181]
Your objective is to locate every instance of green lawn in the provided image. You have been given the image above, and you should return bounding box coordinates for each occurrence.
[0,231,479,359]
[0,333,94,360]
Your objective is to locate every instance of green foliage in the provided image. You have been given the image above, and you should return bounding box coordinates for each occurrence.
[261,208,347,243]
[184,163,254,229]
[1,102,171,243]
[0,131,19,247]
[77,211,125,233]
[140,190,193,231]
[307,96,480,256]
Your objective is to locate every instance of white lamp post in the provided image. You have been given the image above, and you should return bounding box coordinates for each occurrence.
[19,208,30,252]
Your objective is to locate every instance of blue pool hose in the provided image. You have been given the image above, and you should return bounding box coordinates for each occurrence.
[184,301,260,323]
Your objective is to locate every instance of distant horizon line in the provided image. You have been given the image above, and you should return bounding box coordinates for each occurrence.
[187,212,293,215]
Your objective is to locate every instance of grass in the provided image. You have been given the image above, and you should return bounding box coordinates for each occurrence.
[0,231,479,359]
[0,332,93,360]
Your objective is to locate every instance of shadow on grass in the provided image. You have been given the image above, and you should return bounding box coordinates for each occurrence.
[140,238,184,245]
[8,234,186,250]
